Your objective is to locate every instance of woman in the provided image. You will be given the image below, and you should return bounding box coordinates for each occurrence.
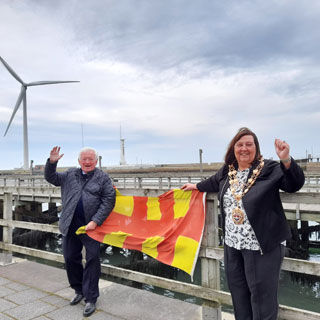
[181,127,305,320]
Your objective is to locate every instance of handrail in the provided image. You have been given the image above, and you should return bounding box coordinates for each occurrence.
[1,172,320,191]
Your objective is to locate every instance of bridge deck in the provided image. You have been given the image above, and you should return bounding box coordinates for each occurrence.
[0,259,233,320]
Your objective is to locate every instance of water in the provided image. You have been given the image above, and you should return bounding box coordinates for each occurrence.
[278,271,320,312]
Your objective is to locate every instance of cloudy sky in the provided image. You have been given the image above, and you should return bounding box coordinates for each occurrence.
[0,0,319,170]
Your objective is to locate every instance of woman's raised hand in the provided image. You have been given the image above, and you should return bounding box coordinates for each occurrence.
[274,139,290,160]
[274,139,291,168]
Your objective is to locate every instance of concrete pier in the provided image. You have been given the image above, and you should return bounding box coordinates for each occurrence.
[0,258,233,320]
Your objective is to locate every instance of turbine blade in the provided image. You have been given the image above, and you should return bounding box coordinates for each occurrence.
[4,86,25,136]
[0,56,25,85]
[27,80,80,86]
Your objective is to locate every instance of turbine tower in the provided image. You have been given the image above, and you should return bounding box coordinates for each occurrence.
[0,56,79,170]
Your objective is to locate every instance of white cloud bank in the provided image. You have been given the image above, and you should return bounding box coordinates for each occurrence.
[0,0,320,169]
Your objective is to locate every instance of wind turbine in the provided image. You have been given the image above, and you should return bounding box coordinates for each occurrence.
[0,56,79,170]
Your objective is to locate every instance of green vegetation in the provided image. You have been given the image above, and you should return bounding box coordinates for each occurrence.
[309,247,320,254]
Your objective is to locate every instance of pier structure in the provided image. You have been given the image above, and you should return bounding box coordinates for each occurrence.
[0,172,320,320]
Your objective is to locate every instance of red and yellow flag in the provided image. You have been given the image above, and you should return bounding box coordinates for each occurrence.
[77,189,206,277]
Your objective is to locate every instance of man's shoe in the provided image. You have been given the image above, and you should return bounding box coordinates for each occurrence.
[83,302,96,317]
[70,293,84,305]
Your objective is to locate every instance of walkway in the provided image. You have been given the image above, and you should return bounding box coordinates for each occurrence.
[0,258,233,320]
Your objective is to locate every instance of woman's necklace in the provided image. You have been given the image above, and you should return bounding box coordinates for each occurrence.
[228,156,264,225]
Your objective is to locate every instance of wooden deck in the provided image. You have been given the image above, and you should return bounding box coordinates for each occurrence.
[0,258,234,320]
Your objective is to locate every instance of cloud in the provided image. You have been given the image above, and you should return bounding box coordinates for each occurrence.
[40,0,320,71]
[0,0,320,169]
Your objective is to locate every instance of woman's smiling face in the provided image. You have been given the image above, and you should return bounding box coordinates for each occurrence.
[234,135,256,170]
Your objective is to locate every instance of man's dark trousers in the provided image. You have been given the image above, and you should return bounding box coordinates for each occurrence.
[62,230,101,303]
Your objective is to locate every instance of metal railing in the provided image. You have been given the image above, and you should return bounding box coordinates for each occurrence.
[1,171,320,191]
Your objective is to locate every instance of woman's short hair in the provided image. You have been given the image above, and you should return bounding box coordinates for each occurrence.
[224,127,261,165]
[78,147,99,160]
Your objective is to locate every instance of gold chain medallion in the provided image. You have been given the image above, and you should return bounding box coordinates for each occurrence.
[232,207,245,225]
[228,157,264,225]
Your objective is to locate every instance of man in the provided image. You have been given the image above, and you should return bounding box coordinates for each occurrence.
[45,146,115,317]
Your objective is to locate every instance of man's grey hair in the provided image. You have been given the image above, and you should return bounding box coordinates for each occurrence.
[78,147,99,160]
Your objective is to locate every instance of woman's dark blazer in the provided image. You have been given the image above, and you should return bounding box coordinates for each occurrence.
[196,158,305,254]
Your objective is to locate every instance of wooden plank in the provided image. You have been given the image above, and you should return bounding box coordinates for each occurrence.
[285,211,320,222]
[200,247,320,276]
[3,193,13,245]
[0,243,64,263]
[282,257,320,276]
[200,247,224,261]
[101,264,233,305]
[2,192,13,264]
[279,305,320,320]
[281,192,320,204]
[0,219,59,234]
[200,194,221,319]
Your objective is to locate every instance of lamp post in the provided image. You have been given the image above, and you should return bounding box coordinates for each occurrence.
[99,156,102,169]
[30,160,33,175]
[199,149,203,174]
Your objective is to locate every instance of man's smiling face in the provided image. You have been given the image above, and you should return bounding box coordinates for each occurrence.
[78,150,98,173]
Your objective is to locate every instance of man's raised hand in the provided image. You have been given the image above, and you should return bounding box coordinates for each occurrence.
[50,146,64,163]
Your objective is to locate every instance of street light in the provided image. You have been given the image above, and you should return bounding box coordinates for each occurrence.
[199,149,203,174]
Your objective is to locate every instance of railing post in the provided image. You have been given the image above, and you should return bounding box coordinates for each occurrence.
[0,192,13,265]
[138,177,142,189]
[159,178,163,189]
[201,194,221,319]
